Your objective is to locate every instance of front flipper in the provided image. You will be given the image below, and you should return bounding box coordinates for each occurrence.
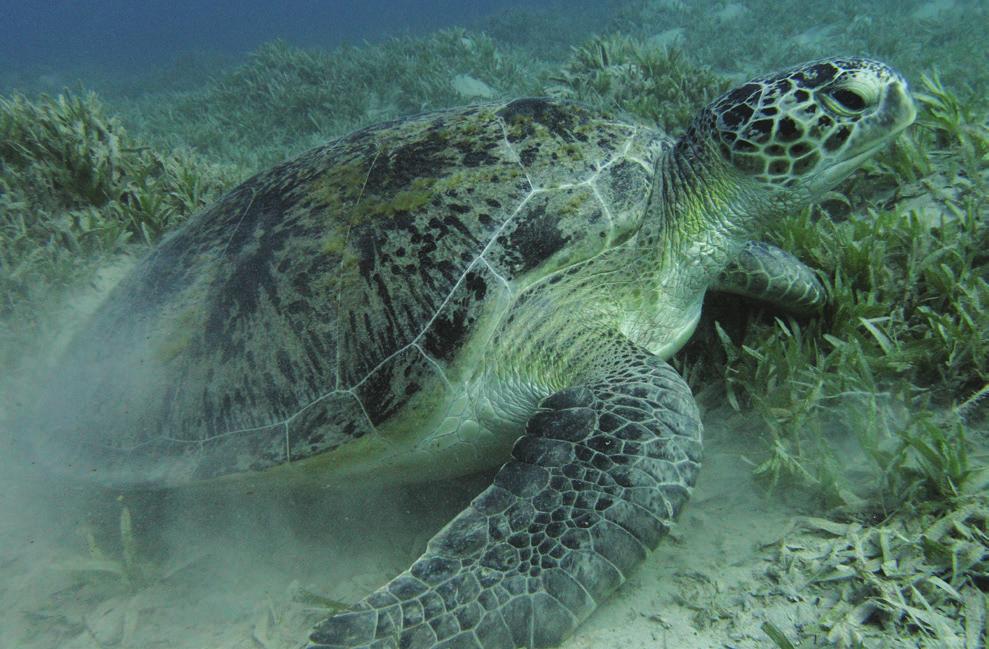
[309,351,702,649]
[714,240,827,315]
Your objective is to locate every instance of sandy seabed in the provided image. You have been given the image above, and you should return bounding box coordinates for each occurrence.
[0,409,908,649]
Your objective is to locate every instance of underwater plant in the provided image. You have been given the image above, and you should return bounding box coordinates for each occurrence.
[121,31,541,172]
[675,69,989,510]
[548,34,729,134]
[761,499,989,646]
[607,0,989,96]
[0,91,232,387]
[58,498,149,592]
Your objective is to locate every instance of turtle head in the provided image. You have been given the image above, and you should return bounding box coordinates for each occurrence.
[689,57,916,208]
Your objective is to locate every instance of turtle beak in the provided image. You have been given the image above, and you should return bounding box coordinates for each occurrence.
[812,70,916,194]
[878,75,917,136]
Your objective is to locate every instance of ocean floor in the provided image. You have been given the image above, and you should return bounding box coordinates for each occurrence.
[0,411,895,649]
[2,3,987,645]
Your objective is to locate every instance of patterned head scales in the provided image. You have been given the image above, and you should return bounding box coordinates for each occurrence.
[697,57,916,196]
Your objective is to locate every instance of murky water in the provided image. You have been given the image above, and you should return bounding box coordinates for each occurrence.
[2,1,986,648]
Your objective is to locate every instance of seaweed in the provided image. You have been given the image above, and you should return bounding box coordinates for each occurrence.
[775,502,989,645]
[547,34,729,134]
[0,91,233,377]
[678,72,989,515]
[121,31,542,172]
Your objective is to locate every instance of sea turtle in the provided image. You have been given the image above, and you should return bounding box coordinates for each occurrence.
[33,57,915,648]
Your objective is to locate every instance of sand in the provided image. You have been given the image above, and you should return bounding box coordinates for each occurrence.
[0,406,873,649]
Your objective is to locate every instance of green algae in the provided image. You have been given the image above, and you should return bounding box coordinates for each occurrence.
[362,177,439,219]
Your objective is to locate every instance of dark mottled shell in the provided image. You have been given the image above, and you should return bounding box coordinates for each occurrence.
[36,99,662,485]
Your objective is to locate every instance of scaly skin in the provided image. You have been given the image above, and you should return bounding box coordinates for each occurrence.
[715,241,828,315]
[309,58,916,649]
[311,343,701,649]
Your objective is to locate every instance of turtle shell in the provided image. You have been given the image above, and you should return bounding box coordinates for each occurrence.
[35,99,663,486]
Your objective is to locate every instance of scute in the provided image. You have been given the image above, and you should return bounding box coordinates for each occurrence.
[497,99,635,187]
[35,98,660,486]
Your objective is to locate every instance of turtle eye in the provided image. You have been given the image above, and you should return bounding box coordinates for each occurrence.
[822,86,869,116]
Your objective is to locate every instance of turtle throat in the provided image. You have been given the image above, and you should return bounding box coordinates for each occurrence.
[644,135,768,288]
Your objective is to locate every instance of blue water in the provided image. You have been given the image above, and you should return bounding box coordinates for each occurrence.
[0,0,595,72]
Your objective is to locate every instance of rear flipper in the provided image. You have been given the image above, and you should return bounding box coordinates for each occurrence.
[714,240,828,316]
[309,353,702,649]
